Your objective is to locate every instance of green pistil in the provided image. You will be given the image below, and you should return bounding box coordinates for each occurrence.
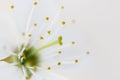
[30,36,63,57]
[36,36,62,52]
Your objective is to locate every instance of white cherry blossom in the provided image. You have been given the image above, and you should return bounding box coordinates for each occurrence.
[0,0,91,80]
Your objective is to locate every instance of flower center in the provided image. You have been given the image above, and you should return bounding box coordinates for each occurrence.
[19,36,63,66]
[1,36,63,80]
[16,46,41,80]
[20,47,41,67]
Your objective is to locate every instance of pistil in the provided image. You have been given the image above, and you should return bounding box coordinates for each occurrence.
[29,36,63,57]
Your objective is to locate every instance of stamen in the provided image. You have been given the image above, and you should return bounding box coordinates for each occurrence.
[29,9,61,47]
[86,51,90,55]
[43,50,90,68]
[25,67,32,80]
[47,30,51,35]
[21,53,26,60]
[61,6,64,10]
[26,75,30,80]
[47,66,51,70]
[74,59,79,63]
[61,21,66,25]
[43,52,61,60]
[71,41,75,45]
[28,34,32,37]
[33,66,37,72]
[18,46,26,59]
[45,17,49,21]
[57,62,62,66]
[34,2,38,6]
[42,51,85,66]
[44,27,62,43]
[34,23,38,27]
[25,66,38,73]
[40,36,44,40]
[58,51,62,54]
[21,66,28,80]
[42,43,72,55]
[50,60,79,67]
[10,5,14,9]
[25,5,35,37]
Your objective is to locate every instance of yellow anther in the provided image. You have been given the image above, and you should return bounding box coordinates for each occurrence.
[10,5,14,9]
[58,51,62,54]
[74,59,79,63]
[34,2,38,6]
[45,17,49,21]
[61,21,66,25]
[28,34,32,37]
[34,23,37,27]
[47,66,51,70]
[71,41,75,45]
[57,62,61,66]
[26,75,31,80]
[61,6,64,10]
[40,36,44,40]
[47,30,51,35]
[21,53,26,59]
[86,51,90,55]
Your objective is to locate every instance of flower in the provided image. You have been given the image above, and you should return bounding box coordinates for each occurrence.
[0,0,90,80]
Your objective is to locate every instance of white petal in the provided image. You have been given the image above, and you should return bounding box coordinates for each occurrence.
[0,63,25,80]
[0,7,21,44]
[0,2,23,58]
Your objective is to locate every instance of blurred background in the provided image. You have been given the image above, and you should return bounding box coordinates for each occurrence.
[58,0,119,80]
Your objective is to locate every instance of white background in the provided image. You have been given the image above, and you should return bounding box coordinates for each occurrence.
[59,0,119,80]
